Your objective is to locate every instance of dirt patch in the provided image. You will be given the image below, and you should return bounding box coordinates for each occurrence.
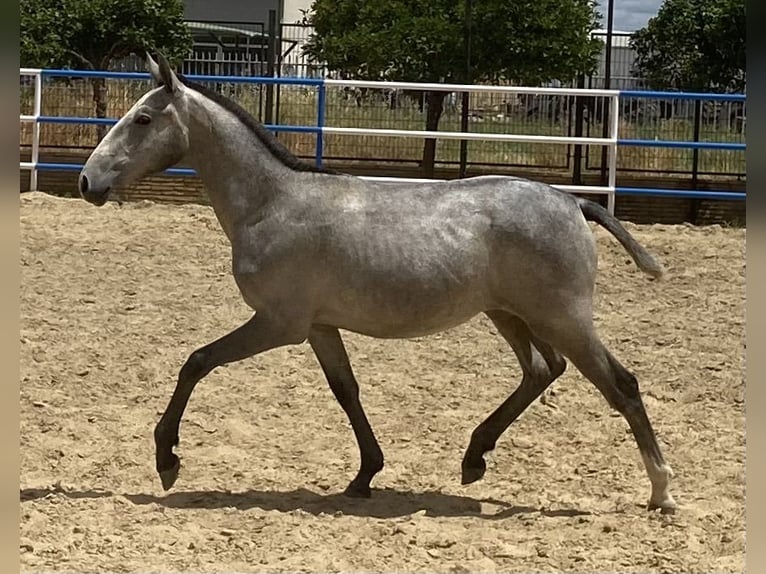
[20,192,745,572]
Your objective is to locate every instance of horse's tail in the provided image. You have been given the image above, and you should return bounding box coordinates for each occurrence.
[577,197,665,279]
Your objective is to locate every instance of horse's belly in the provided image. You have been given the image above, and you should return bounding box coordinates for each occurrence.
[312,278,488,338]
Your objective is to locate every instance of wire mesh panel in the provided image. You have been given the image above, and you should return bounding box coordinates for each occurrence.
[280,23,325,79]
[19,77,36,147]
[34,77,155,149]
[315,84,613,173]
[272,84,320,158]
[594,95,746,179]
[182,21,268,77]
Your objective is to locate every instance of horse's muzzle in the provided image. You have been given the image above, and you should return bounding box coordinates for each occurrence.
[78,173,111,206]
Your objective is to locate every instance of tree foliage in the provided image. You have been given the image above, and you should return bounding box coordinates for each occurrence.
[630,0,745,92]
[20,0,190,70]
[302,0,602,175]
[21,0,191,137]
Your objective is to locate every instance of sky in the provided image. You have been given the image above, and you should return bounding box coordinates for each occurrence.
[595,0,663,32]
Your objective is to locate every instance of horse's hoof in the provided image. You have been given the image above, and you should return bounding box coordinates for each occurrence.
[158,456,181,491]
[647,496,678,515]
[461,459,486,485]
[343,481,372,498]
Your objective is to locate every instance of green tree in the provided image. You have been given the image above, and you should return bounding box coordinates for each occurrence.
[302,0,602,177]
[630,0,745,92]
[20,0,192,138]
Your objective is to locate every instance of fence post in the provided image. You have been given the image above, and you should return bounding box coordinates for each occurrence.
[572,74,585,186]
[458,93,470,178]
[688,98,703,222]
[264,9,278,126]
[599,1,615,189]
[607,93,619,214]
[274,22,283,128]
[316,82,326,167]
[691,99,702,188]
[30,72,42,192]
[458,0,473,179]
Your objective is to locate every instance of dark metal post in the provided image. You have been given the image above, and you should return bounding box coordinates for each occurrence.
[573,73,585,185]
[691,99,702,188]
[265,9,278,126]
[599,0,615,186]
[316,83,326,168]
[458,0,473,178]
[688,98,703,222]
[275,21,282,126]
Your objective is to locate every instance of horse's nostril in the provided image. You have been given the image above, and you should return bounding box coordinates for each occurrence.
[79,174,89,196]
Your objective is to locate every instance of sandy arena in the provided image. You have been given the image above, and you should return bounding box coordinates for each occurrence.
[20,191,745,572]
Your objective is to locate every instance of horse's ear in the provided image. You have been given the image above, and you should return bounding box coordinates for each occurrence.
[146,52,162,85]
[157,52,180,94]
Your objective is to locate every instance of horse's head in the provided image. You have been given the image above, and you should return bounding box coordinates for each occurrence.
[78,53,191,206]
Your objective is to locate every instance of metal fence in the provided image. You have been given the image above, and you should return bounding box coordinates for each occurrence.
[20,68,746,216]
[280,22,326,79]
[24,78,745,183]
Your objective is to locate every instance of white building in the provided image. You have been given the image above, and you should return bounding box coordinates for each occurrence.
[589,29,642,89]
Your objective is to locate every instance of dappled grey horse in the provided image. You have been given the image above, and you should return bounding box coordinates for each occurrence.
[78,54,677,513]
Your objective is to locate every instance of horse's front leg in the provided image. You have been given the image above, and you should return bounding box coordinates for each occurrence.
[308,324,384,497]
[153,311,307,490]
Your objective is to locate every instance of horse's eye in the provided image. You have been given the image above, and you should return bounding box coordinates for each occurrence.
[135,114,152,125]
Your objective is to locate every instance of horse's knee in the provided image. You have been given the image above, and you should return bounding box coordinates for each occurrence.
[179,349,209,384]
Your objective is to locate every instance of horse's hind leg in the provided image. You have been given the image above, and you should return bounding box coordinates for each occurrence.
[532,315,677,513]
[309,324,384,498]
[462,310,567,485]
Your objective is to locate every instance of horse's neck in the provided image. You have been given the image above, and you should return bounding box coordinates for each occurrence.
[185,92,294,238]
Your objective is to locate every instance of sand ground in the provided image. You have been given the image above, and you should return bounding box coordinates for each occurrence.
[20,192,745,573]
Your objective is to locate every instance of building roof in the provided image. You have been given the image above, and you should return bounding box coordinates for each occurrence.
[186,21,268,39]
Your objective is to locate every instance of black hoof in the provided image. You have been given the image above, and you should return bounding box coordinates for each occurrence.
[158,454,181,491]
[461,458,486,485]
[343,479,372,498]
[647,501,678,515]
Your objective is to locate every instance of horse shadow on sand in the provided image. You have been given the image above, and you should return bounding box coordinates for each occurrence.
[21,484,593,520]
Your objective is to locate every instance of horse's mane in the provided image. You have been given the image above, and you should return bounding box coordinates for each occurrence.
[178,75,342,176]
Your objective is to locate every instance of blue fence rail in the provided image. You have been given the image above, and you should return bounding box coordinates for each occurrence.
[20,69,746,203]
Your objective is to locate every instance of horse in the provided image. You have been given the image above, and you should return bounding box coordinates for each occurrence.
[77,53,677,513]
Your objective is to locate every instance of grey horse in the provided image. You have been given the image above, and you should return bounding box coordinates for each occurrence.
[77,54,676,513]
